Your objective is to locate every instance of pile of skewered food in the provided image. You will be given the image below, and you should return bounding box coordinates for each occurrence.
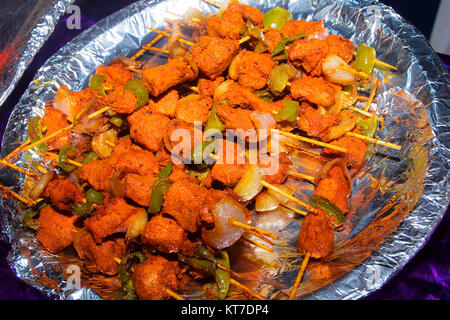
[0,0,401,300]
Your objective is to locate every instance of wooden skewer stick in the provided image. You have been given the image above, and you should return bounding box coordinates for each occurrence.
[285,143,322,157]
[339,65,372,79]
[275,115,396,150]
[346,131,401,150]
[271,129,348,153]
[22,124,74,153]
[280,203,308,216]
[0,159,38,177]
[374,59,398,70]
[182,84,199,92]
[2,126,48,162]
[165,288,185,300]
[364,79,379,112]
[228,218,279,240]
[229,278,265,300]
[343,104,383,122]
[43,152,83,167]
[164,18,193,29]
[261,180,316,213]
[216,264,243,279]
[0,184,35,207]
[288,252,311,300]
[287,170,315,183]
[87,106,111,120]
[242,235,274,253]
[247,229,274,246]
[353,51,398,70]
[105,140,116,148]
[131,33,165,60]
[145,27,195,46]
[202,0,222,6]
[142,46,170,55]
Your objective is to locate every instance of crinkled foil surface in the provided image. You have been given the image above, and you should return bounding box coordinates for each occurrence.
[0,0,449,300]
[0,0,74,108]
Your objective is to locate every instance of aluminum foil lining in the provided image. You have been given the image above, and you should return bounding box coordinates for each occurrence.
[1,0,449,300]
[0,0,74,108]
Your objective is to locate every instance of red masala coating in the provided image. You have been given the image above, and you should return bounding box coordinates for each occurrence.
[42,106,72,151]
[75,231,126,275]
[281,19,327,38]
[290,77,336,107]
[321,128,368,169]
[297,209,334,259]
[53,86,97,120]
[79,159,116,192]
[191,36,239,79]
[264,29,283,53]
[313,166,349,214]
[141,215,197,255]
[142,57,195,96]
[259,152,292,185]
[288,38,329,76]
[233,51,276,89]
[205,2,264,39]
[166,119,203,162]
[215,103,255,132]
[206,12,244,40]
[95,64,133,89]
[210,139,247,187]
[151,89,179,117]
[109,136,143,163]
[297,103,338,137]
[168,166,192,182]
[113,150,159,177]
[227,1,264,27]
[96,86,138,114]
[123,173,158,207]
[326,34,355,64]
[162,178,207,233]
[132,255,180,300]
[84,197,139,243]
[128,106,171,152]
[37,206,79,253]
[198,77,225,97]
[42,178,84,212]
[175,95,213,124]
[219,82,281,113]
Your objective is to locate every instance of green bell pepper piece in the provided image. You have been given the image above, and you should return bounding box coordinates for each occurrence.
[58,145,77,172]
[275,100,299,122]
[204,106,225,137]
[354,44,376,74]
[27,118,48,153]
[124,79,149,110]
[272,33,307,60]
[263,7,292,31]
[148,177,172,214]
[118,252,146,299]
[82,152,99,164]
[85,188,104,205]
[268,64,297,95]
[157,163,173,179]
[356,116,378,138]
[72,202,95,217]
[310,194,345,226]
[89,74,107,96]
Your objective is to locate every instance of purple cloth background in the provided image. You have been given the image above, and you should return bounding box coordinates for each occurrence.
[0,0,449,300]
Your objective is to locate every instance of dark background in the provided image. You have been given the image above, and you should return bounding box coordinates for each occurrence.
[0,0,448,300]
